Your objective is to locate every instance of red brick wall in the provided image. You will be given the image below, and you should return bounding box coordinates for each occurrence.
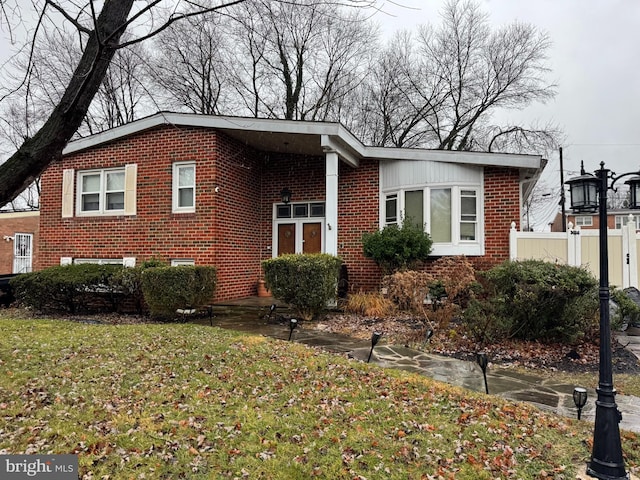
[0,212,39,273]
[472,166,521,271]
[39,125,262,301]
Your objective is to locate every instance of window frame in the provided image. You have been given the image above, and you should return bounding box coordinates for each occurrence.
[381,184,483,256]
[76,168,126,216]
[575,215,593,227]
[172,162,196,213]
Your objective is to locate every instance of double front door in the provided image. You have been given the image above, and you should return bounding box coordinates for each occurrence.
[277,222,322,255]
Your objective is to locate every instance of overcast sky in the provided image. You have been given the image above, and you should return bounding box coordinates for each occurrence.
[1,1,638,228]
[379,0,640,228]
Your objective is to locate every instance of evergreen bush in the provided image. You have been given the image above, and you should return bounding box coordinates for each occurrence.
[141,266,217,319]
[362,221,432,273]
[467,260,598,343]
[10,264,124,314]
[262,253,342,320]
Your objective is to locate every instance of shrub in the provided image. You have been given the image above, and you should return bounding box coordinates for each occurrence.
[262,253,342,320]
[110,259,167,314]
[10,264,124,314]
[141,266,217,319]
[382,270,433,312]
[611,287,640,330]
[342,292,394,317]
[362,221,432,273]
[471,260,599,343]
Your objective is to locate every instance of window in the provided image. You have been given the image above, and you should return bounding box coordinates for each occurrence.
[173,162,196,213]
[460,190,477,241]
[385,194,398,225]
[74,258,124,265]
[78,169,125,214]
[383,186,481,255]
[275,202,324,219]
[575,215,593,227]
[171,259,195,266]
[615,215,634,229]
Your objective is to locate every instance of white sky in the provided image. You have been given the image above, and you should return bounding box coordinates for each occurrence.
[1,1,639,228]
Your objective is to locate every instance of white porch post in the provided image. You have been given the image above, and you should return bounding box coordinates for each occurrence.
[623,214,638,288]
[509,221,518,260]
[325,149,339,256]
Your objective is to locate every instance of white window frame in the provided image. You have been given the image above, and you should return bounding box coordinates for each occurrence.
[381,184,484,256]
[173,162,196,213]
[171,259,195,266]
[73,258,124,265]
[76,168,126,216]
[575,215,593,227]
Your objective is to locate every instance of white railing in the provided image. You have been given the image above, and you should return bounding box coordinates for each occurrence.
[509,215,639,289]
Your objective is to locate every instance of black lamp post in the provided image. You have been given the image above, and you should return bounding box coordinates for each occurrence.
[367,331,383,363]
[566,161,640,480]
[573,387,588,421]
[288,318,298,341]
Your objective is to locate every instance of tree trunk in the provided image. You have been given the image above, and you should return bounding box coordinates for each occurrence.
[0,1,135,207]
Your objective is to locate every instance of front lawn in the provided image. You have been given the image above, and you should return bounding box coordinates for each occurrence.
[0,318,638,479]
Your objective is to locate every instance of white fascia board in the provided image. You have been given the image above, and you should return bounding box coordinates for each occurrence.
[63,112,359,155]
[363,145,543,170]
[321,135,360,168]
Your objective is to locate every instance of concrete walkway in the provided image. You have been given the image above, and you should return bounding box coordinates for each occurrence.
[196,299,640,434]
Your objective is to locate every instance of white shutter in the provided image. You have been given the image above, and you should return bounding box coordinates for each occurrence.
[124,164,137,215]
[61,169,75,218]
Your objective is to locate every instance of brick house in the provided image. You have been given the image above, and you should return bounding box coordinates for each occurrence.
[0,210,39,274]
[38,113,544,301]
[550,210,640,232]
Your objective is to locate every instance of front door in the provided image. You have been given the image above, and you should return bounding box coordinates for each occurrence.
[303,222,322,253]
[13,233,33,273]
[278,223,296,256]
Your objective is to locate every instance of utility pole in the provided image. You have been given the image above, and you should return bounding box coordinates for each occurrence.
[559,147,567,231]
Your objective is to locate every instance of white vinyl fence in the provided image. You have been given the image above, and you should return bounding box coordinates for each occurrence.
[509,215,639,289]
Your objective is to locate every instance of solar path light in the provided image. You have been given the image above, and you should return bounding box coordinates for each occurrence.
[367,331,383,363]
[573,387,588,421]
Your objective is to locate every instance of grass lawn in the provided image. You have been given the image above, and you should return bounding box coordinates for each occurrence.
[0,318,639,479]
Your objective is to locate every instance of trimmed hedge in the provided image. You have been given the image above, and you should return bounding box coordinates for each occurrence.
[141,266,217,319]
[262,253,342,320]
[10,264,125,314]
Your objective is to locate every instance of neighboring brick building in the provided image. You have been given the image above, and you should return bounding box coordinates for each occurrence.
[0,210,39,274]
[38,113,544,301]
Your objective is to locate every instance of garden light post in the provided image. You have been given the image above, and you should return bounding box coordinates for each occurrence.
[573,387,588,421]
[566,161,640,480]
[367,332,383,363]
[288,318,298,341]
[476,352,489,394]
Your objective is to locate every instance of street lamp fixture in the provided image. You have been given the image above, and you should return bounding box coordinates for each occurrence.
[367,331,383,363]
[566,161,639,480]
[573,387,588,420]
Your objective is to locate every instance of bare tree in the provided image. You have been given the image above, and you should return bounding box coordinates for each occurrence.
[0,0,378,207]
[357,0,558,152]
[147,12,230,115]
[227,0,377,120]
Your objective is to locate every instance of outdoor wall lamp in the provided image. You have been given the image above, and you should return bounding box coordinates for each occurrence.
[565,161,635,480]
[367,331,383,363]
[476,352,489,394]
[288,318,298,341]
[573,387,588,420]
[280,187,292,204]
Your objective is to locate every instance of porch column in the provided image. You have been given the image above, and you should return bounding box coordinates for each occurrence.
[325,149,339,256]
